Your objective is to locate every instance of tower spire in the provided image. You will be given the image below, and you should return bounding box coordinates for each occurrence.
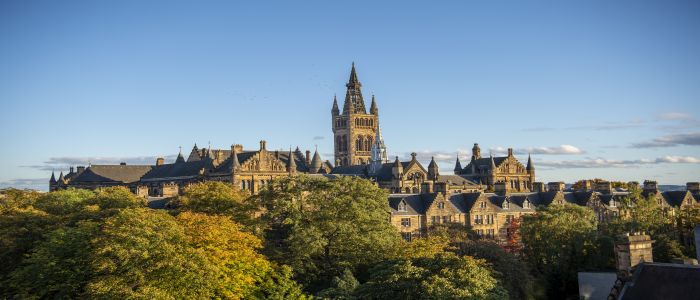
[331,94,339,116]
[287,147,296,173]
[342,62,366,114]
[370,94,378,115]
[526,153,534,171]
[50,171,56,184]
[453,155,462,173]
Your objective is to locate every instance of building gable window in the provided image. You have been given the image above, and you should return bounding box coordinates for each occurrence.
[401,218,411,227]
[437,202,445,209]
[480,201,486,209]
[398,200,407,212]
[503,201,510,209]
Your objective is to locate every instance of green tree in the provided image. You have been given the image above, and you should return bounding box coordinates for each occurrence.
[174,181,251,224]
[520,204,609,299]
[354,252,508,300]
[252,176,401,292]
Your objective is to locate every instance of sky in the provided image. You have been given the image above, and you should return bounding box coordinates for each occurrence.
[1,0,699,190]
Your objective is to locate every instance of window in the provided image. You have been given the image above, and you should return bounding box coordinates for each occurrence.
[442,216,450,223]
[398,201,407,212]
[474,215,483,224]
[480,201,486,209]
[401,232,412,242]
[503,201,510,209]
[432,216,439,224]
[401,218,411,227]
[524,201,531,209]
[506,215,514,223]
[437,202,445,209]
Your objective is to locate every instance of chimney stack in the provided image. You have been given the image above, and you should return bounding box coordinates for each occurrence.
[305,150,311,165]
[533,182,546,193]
[156,158,165,166]
[596,181,612,194]
[687,182,700,194]
[76,166,85,173]
[507,148,513,157]
[643,180,658,193]
[615,233,654,278]
[494,181,510,195]
[421,181,434,194]
[548,182,565,192]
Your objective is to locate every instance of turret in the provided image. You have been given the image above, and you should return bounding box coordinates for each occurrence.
[231,145,241,170]
[453,155,462,174]
[57,171,65,185]
[50,171,56,184]
[287,147,297,174]
[526,154,535,190]
[187,144,201,162]
[392,156,403,179]
[331,95,339,116]
[369,94,378,115]
[342,62,366,115]
[310,149,323,174]
[175,147,185,163]
[472,143,481,160]
[428,156,439,181]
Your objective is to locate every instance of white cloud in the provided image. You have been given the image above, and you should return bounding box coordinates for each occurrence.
[657,112,693,121]
[490,145,585,155]
[632,132,700,148]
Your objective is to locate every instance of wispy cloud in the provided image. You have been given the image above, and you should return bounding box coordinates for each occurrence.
[490,145,585,155]
[0,178,48,191]
[537,156,700,169]
[631,132,700,148]
[657,112,693,121]
[22,155,177,171]
[313,136,325,141]
[522,120,646,132]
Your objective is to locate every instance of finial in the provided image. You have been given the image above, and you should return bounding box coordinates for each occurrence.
[179,146,182,154]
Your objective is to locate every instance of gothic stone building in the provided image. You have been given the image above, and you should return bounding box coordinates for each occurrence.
[49,63,530,198]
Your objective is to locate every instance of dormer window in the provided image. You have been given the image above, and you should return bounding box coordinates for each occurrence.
[398,201,407,212]
[503,201,510,209]
[524,201,531,209]
[438,202,445,209]
[480,201,486,209]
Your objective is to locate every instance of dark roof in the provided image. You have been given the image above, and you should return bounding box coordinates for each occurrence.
[662,191,691,207]
[141,160,207,180]
[72,165,153,183]
[388,194,426,215]
[434,175,478,186]
[619,263,700,300]
[331,165,368,176]
[460,156,508,174]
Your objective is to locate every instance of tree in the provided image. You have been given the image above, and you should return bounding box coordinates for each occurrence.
[252,176,402,292]
[174,181,252,225]
[503,217,522,254]
[520,204,609,299]
[354,252,508,300]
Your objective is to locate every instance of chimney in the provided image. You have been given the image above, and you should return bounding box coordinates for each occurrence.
[580,180,592,191]
[643,180,658,193]
[120,162,126,166]
[421,181,434,194]
[615,233,654,278]
[507,148,513,157]
[232,144,243,153]
[156,158,165,166]
[627,181,640,191]
[76,166,85,173]
[305,150,311,164]
[548,182,565,192]
[596,181,612,194]
[69,166,75,174]
[687,182,700,194]
[533,182,546,193]
[259,140,267,151]
[494,181,510,195]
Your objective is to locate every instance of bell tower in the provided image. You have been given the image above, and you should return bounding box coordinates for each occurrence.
[332,63,379,166]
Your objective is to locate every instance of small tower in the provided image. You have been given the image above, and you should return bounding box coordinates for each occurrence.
[526,154,535,191]
[453,155,462,175]
[49,171,57,191]
[369,94,378,115]
[287,147,297,175]
[488,155,497,190]
[331,95,339,116]
[309,149,323,174]
[175,147,186,163]
[391,156,404,192]
[369,122,388,175]
[428,156,439,181]
[472,143,481,160]
[187,144,201,162]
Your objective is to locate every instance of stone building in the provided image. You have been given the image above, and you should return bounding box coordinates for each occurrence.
[455,144,535,192]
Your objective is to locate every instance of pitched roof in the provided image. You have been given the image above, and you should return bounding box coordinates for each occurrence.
[388,194,426,215]
[72,165,153,183]
[460,156,508,174]
[619,263,700,300]
[662,191,691,207]
[141,160,207,180]
[434,175,478,186]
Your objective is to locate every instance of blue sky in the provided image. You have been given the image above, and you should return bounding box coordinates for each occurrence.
[1,0,699,190]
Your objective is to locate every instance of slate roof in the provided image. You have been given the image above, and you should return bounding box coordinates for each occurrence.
[434,175,479,186]
[662,191,691,207]
[71,165,153,183]
[141,160,207,180]
[388,194,426,215]
[618,263,700,300]
[460,157,508,174]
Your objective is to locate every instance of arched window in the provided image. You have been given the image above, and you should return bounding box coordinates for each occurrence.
[342,136,347,151]
[364,137,370,151]
[398,201,407,212]
[356,137,362,151]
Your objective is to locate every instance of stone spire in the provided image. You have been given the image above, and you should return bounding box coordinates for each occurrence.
[370,123,388,164]
[331,94,339,116]
[176,147,185,163]
[369,94,378,115]
[231,146,241,170]
[57,171,65,184]
[287,147,297,173]
[526,154,534,172]
[188,144,201,162]
[428,156,439,180]
[310,148,323,173]
[453,156,462,174]
[489,154,496,172]
[342,62,366,115]
[472,143,481,160]
[50,171,56,184]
